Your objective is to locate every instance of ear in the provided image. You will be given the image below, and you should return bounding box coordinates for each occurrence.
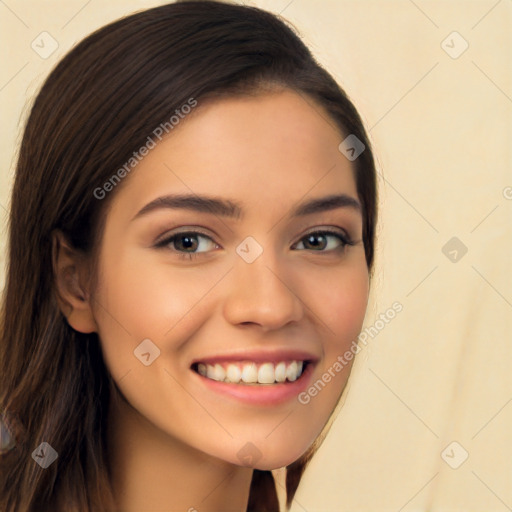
[52,230,98,334]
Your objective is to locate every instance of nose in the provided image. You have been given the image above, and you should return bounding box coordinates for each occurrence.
[222,251,304,331]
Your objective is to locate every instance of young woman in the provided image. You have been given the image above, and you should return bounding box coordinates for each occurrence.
[0,1,377,510]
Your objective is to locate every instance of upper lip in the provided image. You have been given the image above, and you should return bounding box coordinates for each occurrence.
[190,349,320,366]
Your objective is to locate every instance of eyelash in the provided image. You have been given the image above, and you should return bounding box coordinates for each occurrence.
[154,228,356,261]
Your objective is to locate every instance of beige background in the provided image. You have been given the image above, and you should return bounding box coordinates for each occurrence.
[1,1,511,511]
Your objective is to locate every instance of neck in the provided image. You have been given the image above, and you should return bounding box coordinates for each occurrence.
[106,386,253,512]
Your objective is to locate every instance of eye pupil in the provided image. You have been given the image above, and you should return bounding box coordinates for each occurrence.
[305,234,326,250]
[176,235,198,251]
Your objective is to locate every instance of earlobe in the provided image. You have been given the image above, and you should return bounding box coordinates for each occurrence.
[51,230,98,334]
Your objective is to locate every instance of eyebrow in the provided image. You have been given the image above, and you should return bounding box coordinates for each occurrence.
[131,193,361,221]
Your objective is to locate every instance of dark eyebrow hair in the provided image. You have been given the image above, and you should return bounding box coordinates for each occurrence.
[131,193,361,221]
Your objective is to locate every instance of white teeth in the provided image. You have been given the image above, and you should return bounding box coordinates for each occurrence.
[206,363,225,381]
[226,364,242,383]
[214,363,226,381]
[196,360,306,384]
[286,361,298,382]
[258,363,275,384]
[241,362,258,383]
[274,362,286,383]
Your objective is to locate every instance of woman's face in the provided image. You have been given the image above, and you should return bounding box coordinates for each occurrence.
[91,89,369,469]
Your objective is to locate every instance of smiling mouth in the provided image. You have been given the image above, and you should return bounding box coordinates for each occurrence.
[191,360,311,385]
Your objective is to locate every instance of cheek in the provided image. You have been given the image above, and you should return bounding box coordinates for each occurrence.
[294,264,368,432]
[101,266,200,332]
[332,272,369,342]
[309,261,369,345]
[91,248,225,366]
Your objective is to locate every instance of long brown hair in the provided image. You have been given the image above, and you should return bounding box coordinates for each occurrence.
[0,1,377,510]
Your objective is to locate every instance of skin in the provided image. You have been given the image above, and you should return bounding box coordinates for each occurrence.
[55,89,370,512]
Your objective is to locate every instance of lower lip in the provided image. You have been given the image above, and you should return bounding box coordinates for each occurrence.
[191,362,315,406]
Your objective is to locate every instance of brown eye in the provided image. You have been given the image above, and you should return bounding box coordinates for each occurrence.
[155,230,219,260]
[173,234,199,252]
[293,230,354,252]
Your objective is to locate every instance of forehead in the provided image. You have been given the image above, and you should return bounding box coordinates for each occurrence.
[108,90,358,218]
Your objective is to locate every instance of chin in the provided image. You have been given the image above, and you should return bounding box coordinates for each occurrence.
[222,439,313,470]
